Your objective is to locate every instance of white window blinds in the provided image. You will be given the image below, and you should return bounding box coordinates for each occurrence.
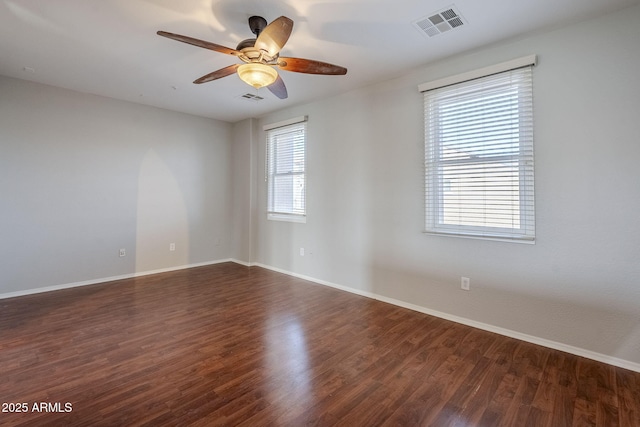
[423,64,535,242]
[266,119,307,220]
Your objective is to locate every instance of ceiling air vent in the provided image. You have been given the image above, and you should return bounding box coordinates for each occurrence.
[413,5,466,38]
[240,93,264,101]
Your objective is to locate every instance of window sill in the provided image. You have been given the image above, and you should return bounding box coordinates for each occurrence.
[423,230,535,244]
[268,213,307,223]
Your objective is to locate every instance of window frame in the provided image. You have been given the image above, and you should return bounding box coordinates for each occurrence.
[264,116,308,223]
[420,56,536,243]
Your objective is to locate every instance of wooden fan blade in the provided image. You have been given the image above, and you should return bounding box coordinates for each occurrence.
[157,31,239,56]
[193,64,240,84]
[255,16,293,57]
[278,57,347,75]
[267,75,288,99]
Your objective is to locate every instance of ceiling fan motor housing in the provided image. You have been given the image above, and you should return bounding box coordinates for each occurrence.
[236,38,257,51]
[237,16,273,60]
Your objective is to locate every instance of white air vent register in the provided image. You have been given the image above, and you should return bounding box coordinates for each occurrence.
[413,5,466,37]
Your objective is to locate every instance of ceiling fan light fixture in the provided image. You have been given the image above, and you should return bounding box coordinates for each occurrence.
[237,63,278,89]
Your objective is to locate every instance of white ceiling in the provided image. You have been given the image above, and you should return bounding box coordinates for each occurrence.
[1,0,638,123]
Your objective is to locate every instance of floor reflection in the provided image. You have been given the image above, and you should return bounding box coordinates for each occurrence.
[264,314,312,416]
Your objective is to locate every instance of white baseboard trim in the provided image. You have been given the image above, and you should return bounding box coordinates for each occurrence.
[248,262,640,373]
[0,259,234,301]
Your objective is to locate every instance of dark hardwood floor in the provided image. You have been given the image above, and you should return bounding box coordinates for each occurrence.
[1,262,638,426]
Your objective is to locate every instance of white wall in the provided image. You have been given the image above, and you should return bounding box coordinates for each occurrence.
[0,76,233,295]
[249,4,640,367]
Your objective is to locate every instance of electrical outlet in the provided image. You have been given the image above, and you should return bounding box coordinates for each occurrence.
[299,247,305,256]
[461,277,470,291]
[170,243,176,251]
[119,248,126,257]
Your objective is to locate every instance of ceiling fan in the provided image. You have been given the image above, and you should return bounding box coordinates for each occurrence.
[157,16,347,99]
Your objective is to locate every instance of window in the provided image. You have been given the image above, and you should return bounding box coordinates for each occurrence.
[265,117,307,222]
[421,57,535,242]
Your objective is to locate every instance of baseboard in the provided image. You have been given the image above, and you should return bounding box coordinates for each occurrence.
[248,262,640,373]
[0,259,233,301]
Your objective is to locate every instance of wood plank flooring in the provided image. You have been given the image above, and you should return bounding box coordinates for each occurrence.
[1,262,639,426]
